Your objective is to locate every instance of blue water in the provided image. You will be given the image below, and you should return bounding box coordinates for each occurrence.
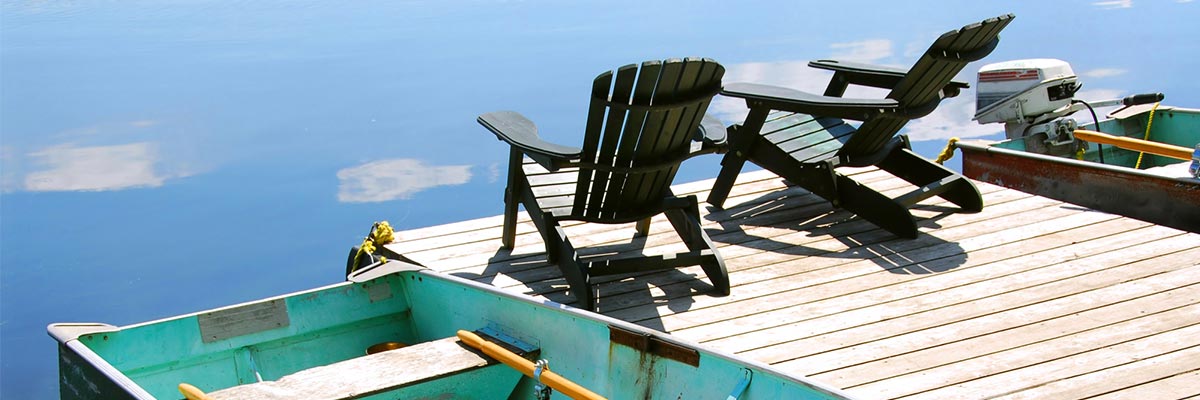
[2,1,1197,398]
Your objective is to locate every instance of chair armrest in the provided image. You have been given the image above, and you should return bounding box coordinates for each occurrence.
[722,82,900,121]
[478,111,582,169]
[808,59,969,97]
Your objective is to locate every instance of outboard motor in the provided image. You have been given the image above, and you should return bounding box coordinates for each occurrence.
[973,58,1162,155]
[974,59,1080,142]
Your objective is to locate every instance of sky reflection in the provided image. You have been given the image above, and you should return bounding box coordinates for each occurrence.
[336,159,472,202]
[2,1,1197,399]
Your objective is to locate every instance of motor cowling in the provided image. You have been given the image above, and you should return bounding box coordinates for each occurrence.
[974,59,1080,125]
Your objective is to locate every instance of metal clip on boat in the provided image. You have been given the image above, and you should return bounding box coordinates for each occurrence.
[534,359,552,400]
[456,330,606,400]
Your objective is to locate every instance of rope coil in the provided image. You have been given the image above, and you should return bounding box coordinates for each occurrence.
[934,137,960,165]
[351,221,395,273]
[1134,102,1161,169]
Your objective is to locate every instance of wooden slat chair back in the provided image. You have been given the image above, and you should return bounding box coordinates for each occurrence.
[479,58,729,311]
[841,16,1007,157]
[574,59,724,223]
[708,15,1013,239]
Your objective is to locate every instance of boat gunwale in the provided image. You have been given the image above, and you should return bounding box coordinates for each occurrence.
[395,263,860,400]
[49,261,859,400]
[955,140,1198,183]
[57,339,156,399]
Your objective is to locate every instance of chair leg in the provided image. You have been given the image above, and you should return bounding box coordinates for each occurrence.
[664,199,730,296]
[939,178,984,212]
[708,152,745,209]
[879,146,983,212]
[707,107,774,209]
[733,137,918,237]
[501,148,525,249]
[502,187,519,249]
[635,218,651,237]
[530,211,560,264]
[834,173,918,238]
[551,225,594,311]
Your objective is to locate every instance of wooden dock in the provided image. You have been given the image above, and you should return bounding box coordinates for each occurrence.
[384,168,1200,400]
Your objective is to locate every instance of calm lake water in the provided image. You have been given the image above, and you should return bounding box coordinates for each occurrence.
[2,1,1197,398]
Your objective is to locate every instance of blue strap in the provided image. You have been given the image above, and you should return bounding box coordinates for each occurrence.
[726,369,753,400]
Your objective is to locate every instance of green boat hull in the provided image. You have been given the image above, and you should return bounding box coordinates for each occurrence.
[960,106,1200,233]
[50,262,853,399]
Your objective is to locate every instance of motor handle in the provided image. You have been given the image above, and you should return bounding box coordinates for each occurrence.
[1123,93,1164,106]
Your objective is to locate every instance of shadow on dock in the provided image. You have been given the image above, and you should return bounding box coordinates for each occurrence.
[704,187,968,276]
[451,243,716,328]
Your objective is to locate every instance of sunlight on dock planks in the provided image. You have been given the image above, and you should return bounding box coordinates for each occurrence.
[384,168,1200,400]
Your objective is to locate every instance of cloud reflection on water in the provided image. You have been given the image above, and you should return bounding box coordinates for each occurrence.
[1080,68,1127,78]
[336,159,471,203]
[828,39,893,63]
[712,38,897,123]
[1093,0,1134,9]
[22,142,180,192]
[5,118,204,193]
[903,95,1003,141]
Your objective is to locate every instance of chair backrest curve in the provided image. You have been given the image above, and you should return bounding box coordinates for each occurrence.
[572,58,724,222]
[840,14,1014,156]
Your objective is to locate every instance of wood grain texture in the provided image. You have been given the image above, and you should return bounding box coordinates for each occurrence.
[207,338,489,400]
[382,167,1200,399]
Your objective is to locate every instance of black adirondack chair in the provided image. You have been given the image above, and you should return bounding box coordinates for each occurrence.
[478,58,729,311]
[708,14,1014,239]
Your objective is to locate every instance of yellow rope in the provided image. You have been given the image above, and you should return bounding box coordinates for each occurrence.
[351,221,395,273]
[372,220,395,245]
[1134,102,1161,169]
[934,137,960,165]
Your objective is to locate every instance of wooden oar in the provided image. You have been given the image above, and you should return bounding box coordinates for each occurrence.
[456,330,606,400]
[1074,129,1193,161]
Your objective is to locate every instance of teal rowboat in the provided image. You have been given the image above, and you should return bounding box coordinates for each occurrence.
[49,261,854,399]
[957,105,1200,233]
[955,58,1198,233]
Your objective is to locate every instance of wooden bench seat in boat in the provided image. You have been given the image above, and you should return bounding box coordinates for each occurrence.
[205,337,522,400]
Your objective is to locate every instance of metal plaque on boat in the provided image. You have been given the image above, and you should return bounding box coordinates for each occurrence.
[198,299,290,343]
[609,326,700,367]
[365,281,393,303]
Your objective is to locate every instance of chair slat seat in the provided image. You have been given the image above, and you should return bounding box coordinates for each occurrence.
[521,159,582,218]
[762,114,857,162]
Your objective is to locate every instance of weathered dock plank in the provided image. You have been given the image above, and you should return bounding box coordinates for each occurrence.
[990,334,1200,399]
[382,168,1200,399]
[707,220,1178,357]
